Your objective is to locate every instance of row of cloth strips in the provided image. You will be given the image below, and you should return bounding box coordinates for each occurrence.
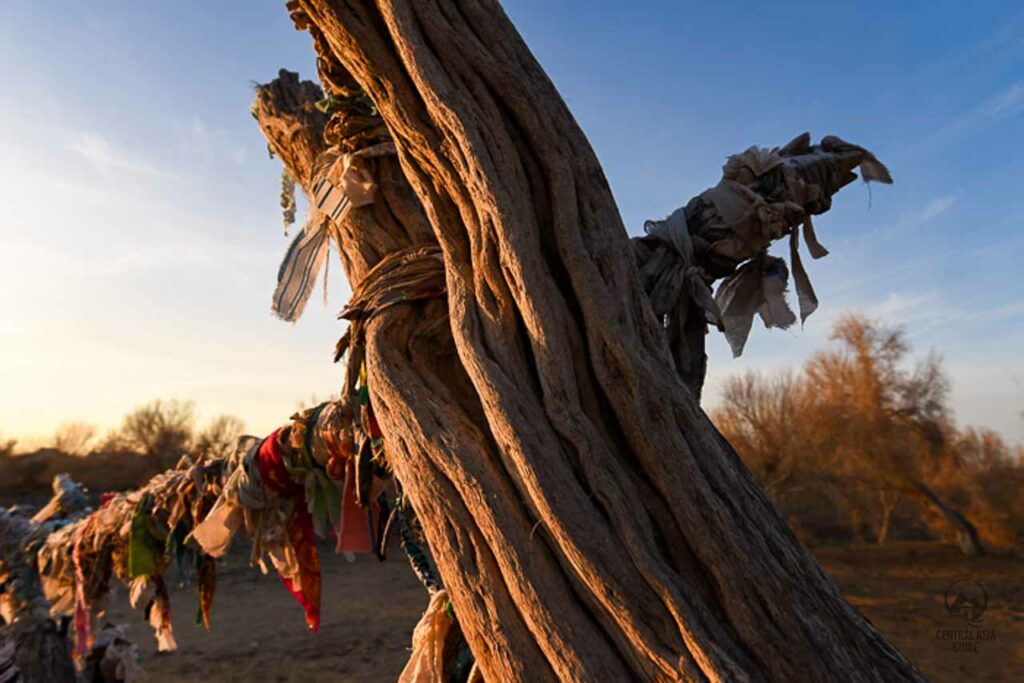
[23,398,439,662]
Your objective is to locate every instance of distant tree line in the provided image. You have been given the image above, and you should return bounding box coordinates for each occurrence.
[7,401,244,467]
[714,314,1023,555]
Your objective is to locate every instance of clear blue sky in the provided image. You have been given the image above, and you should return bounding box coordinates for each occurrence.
[1,1,1022,446]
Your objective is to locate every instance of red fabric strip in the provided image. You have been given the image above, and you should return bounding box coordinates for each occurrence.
[335,468,377,555]
[257,430,321,631]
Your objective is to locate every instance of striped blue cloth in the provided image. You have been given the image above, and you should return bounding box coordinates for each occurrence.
[271,142,397,322]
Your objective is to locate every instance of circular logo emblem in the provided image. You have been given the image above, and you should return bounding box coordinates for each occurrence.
[945,579,987,623]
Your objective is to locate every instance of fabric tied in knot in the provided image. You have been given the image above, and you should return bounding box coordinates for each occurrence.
[272,141,398,322]
[633,208,722,373]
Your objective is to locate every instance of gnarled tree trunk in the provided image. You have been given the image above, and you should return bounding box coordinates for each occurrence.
[262,2,924,679]
[1,511,76,683]
[912,480,985,557]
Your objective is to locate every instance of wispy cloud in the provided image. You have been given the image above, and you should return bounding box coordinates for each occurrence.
[975,9,1024,66]
[901,195,955,230]
[68,132,158,176]
[861,291,1024,337]
[865,292,939,321]
[861,194,955,242]
[906,81,1024,156]
[983,82,1024,118]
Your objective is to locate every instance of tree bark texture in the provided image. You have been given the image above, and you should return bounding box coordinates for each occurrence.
[0,511,76,683]
[912,480,985,557]
[261,3,925,680]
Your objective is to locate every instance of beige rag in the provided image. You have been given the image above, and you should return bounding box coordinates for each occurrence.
[272,141,398,322]
[399,590,453,683]
[189,436,263,558]
[715,255,797,357]
[326,141,397,210]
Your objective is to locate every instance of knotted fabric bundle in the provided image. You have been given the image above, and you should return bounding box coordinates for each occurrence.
[639,132,892,358]
[633,207,723,374]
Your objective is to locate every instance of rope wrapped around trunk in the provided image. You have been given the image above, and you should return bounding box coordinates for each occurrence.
[334,244,447,398]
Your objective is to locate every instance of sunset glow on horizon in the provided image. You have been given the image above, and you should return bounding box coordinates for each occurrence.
[2,1,1022,450]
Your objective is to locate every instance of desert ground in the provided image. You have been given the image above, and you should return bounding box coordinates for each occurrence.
[101,541,1021,682]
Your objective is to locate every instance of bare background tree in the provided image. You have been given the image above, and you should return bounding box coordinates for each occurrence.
[51,422,97,456]
[108,399,195,466]
[193,415,246,461]
[714,314,1023,556]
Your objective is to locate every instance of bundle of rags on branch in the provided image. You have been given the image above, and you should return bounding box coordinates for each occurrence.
[189,401,443,631]
[633,132,892,398]
[17,402,431,640]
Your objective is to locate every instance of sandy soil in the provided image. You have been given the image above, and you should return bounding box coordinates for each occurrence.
[106,545,425,682]
[815,542,1022,682]
[104,541,1022,682]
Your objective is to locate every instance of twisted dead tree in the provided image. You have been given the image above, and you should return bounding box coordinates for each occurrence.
[0,477,88,683]
[0,512,72,683]
[253,2,924,680]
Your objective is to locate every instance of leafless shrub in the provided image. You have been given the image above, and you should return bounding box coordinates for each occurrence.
[52,422,97,456]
